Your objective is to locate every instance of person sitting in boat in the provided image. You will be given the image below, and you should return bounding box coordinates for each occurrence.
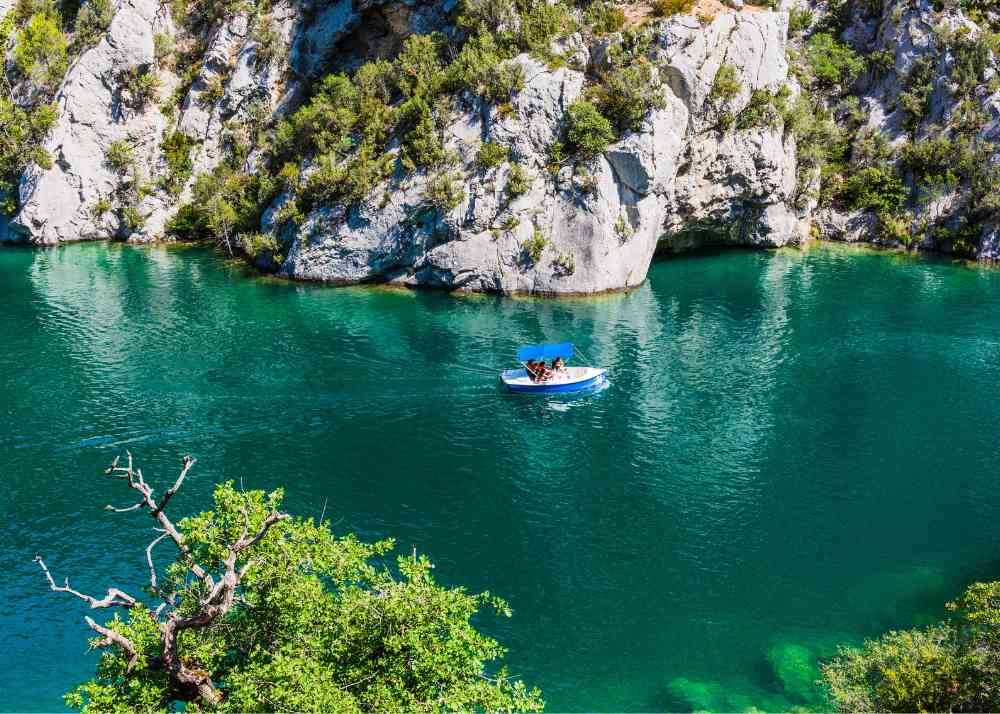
[525,360,544,381]
[552,357,567,373]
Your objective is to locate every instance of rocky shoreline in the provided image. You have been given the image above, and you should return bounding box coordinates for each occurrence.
[3,0,1000,294]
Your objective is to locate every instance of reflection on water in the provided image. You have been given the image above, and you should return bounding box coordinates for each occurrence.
[3,241,1000,711]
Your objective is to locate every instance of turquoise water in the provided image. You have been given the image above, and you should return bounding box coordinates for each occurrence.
[3,242,1000,711]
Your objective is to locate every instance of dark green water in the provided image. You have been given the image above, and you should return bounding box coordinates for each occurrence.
[3,241,1000,711]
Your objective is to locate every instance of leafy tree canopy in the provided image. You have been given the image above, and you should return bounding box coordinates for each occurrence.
[822,581,1000,713]
[53,472,542,713]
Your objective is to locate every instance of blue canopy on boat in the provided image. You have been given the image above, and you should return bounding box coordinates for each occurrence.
[517,342,574,362]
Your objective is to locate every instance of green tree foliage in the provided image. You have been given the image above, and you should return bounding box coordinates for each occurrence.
[477,140,510,169]
[652,0,696,17]
[804,32,865,92]
[51,468,542,712]
[157,131,196,195]
[72,0,113,49]
[13,12,68,94]
[0,98,58,213]
[589,58,665,132]
[564,99,615,157]
[822,581,1000,713]
[838,166,906,215]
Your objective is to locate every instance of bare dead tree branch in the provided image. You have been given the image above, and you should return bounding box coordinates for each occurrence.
[105,502,144,513]
[105,451,214,590]
[34,556,137,609]
[37,453,289,706]
[145,532,173,604]
[152,456,195,517]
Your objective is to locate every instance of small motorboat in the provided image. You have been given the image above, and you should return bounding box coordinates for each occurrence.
[500,342,607,394]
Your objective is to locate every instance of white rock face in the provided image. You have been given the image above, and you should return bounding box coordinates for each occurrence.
[14,0,170,244]
[10,0,393,244]
[8,3,811,293]
[282,9,807,294]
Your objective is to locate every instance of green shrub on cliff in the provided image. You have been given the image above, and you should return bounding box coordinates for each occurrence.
[652,0,696,17]
[0,98,57,213]
[158,131,196,195]
[564,99,615,157]
[838,167,906,215]
[13,12,68,94]
[588,58,665,132]
[822,581,1000,712]
[804,32,865,92]
[72,0,113,49]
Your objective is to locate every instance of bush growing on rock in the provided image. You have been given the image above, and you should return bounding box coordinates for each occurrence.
[401,98,448,170]
[198,73,226,108]
[782,95,843,208]
[652,0,696,17]
[448,33,524,103]
[822,581,1000,712]
[12,12,68,94]
[158,131,196,196]
[899,57,935,132]
[118,65,160,110]
[838,166,906,215]
[710,63,740,106]
[104,140,135,175]
[589,58,665,132]
[0,98,57,213]
[458,0,520,36]
[394,33,446,99]
[507,163,529,197]
[736,89,784,130]
[153,31,174,67]
[239,231,282,262]
[519,1,572,53]
[788,6,814,34]
[252,15,281,69]
[522,230,548,264]
[477,141,509,169]
[587,1,626,35]
[72,0,113,49]
[804,32,865,92]
[564,99,615,157]
[425,170,465,211]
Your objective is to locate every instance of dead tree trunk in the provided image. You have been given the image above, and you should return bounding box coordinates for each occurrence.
[35,453,287,707]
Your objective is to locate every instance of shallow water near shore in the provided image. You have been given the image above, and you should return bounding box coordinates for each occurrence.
[3,240,1000,710]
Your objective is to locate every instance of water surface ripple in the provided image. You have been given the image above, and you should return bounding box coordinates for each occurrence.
[3,242,1000,710]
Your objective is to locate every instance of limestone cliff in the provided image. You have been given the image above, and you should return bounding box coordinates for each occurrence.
[6,0,998,294]
[276,10,805,293]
